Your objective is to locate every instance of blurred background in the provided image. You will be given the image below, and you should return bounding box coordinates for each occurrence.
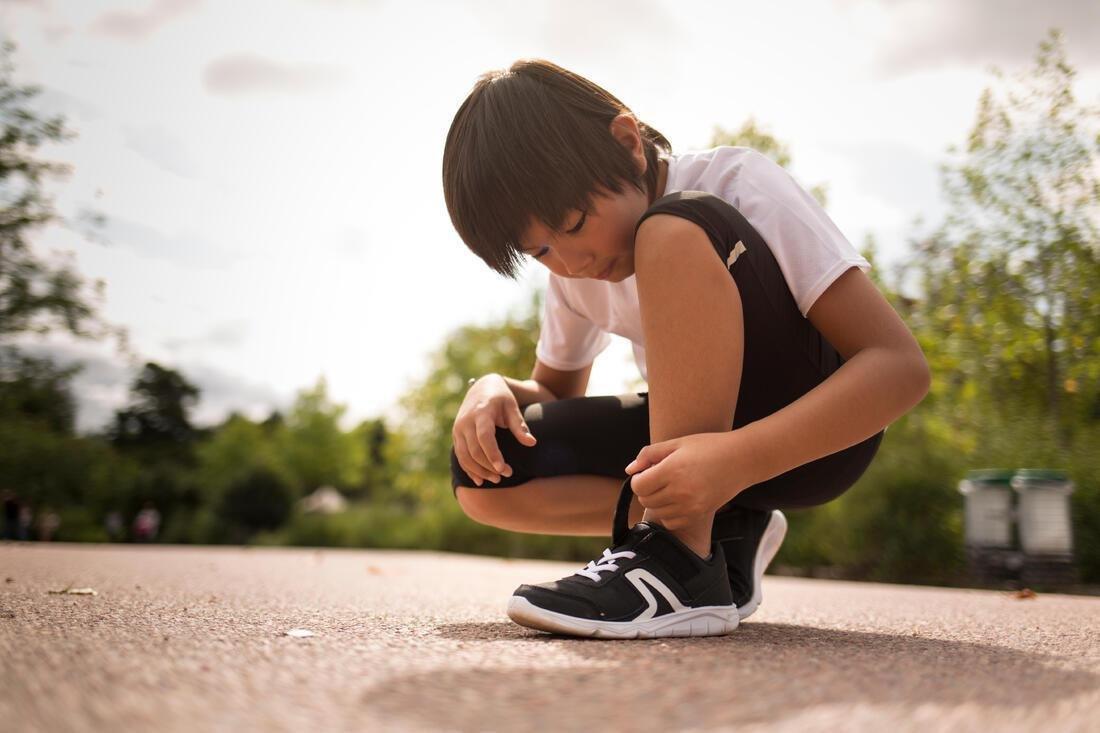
[0,0,1097,590]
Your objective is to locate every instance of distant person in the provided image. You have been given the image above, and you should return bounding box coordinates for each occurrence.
[133,502,161,542]
[443,60,929,638]
[104,511,124,542]
[17,504,32,541]
[2,491,18,540]
[36,508,60,542]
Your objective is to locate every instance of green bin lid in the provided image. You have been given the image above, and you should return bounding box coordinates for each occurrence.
[1013,468,1069,482]
[963,469,1015,485]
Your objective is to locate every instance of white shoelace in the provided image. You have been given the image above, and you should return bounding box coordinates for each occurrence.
[574,547,637,581]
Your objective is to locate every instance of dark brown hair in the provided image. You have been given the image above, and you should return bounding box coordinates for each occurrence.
[442,59,672,279]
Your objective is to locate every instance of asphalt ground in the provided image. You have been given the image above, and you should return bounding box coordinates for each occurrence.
[2,542,1099,732]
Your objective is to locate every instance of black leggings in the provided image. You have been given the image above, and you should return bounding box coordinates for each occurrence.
[450,190,884,513]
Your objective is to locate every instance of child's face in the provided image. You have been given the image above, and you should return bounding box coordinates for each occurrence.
[517,115,665,283]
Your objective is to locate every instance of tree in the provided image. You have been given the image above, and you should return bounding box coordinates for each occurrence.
[0,37,126,351]
[107,362,203,467]
[0,346,79,434]
[219,467,295,541]
[902,28,1100,454]
[349,416,392,500]
[276,376,364,493]
[392,289,542,504]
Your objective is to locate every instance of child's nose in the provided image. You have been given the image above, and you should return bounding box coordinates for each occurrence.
[558,250,593,277]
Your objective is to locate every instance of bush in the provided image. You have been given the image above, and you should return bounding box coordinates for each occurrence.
[254,500,615,563]
[219,467,295,537]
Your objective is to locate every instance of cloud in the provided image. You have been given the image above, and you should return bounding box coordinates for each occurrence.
[825,139,945,222]
[10,335,286,435]
[34,86,101,122]
[333,227,372,258]
[168,358,288,430]
[7,336,139,436]
[852,0,1100,78]
[42,22,75,43]
[468,0,688,87]
[162,320,250,353]
[100,215,248,270]
[202,53,348,95]
[89,0,202,41]
[122,123,198,178]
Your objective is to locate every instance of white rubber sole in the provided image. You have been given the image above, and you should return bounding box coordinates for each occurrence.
[507,595,739,639]
[736,509,788,621]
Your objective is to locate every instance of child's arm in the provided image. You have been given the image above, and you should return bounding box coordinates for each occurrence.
[735,266,930,488]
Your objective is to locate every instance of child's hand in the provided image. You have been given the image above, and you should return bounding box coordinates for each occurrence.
[624,432,752,531]
[453,375,537,486]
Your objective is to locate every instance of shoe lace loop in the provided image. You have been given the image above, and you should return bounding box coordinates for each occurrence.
[574,547,636,582]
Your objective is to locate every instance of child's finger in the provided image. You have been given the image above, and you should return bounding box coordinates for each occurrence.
[506,410,537,446]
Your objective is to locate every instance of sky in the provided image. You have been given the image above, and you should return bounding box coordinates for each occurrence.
[2,0,1098,436]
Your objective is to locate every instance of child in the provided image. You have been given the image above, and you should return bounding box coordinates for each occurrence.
[442,59,930,639]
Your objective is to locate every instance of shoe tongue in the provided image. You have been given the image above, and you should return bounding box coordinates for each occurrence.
[611,521,655,550]
[627,520,661,541]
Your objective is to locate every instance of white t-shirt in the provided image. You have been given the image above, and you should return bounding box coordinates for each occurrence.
[534,145,872,383]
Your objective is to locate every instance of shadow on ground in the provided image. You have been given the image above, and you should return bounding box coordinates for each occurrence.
[361,621,1097,729]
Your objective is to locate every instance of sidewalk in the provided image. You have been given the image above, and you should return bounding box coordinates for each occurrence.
[2,542,1098,732]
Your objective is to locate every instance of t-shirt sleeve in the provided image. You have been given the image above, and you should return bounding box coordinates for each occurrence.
[535,273,612,370]
[738,151,872,318]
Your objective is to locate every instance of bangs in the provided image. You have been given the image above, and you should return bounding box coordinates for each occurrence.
[443,59,671,278]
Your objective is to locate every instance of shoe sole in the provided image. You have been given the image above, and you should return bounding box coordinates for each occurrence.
[507,596,739,639]
[737,509,788,621]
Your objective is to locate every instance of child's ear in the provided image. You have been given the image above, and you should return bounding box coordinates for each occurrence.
[608,112,639,142]
[608,113,646,172]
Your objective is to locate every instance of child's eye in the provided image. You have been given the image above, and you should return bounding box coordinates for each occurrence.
[527,209,585,261]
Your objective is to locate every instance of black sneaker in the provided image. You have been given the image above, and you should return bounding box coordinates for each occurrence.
[711,505,787,621]
[506,476,738,639]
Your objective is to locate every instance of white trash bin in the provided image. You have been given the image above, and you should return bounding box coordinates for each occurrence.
[958,469,1015,549]
[1011,469,1075,556]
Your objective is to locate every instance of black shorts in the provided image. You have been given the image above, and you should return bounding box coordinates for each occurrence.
[450,190,884,513]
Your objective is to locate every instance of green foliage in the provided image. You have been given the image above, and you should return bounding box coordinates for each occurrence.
[219,467,295,539]
[392,289,542,504]
[55,506,108,543]
[274,376,365,492]
[0,37,126,350]
[897,29,1099,581]
[1062,421,1100,581]
[106,362,204,468]
[906,28,1100,453]
[0,413,127,511]
[347,417,393,500]
[255,500,614,563]
[727,30,1099,585]
[0,346,80,435]
[775,414,967,584]
[193,413,283,499]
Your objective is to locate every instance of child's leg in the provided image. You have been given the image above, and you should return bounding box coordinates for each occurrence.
[632,217,746,558]
[455,475,644,536]
[451,392,651,534]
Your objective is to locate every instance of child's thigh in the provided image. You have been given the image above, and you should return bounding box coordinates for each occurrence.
[725,239,885,509]
[450,392,651,493]
[727,428,884,511]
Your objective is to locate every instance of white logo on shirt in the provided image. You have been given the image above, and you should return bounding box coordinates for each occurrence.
[727,240,747,269]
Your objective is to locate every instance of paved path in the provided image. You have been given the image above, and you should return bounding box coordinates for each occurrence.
[2,543,1098,732]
